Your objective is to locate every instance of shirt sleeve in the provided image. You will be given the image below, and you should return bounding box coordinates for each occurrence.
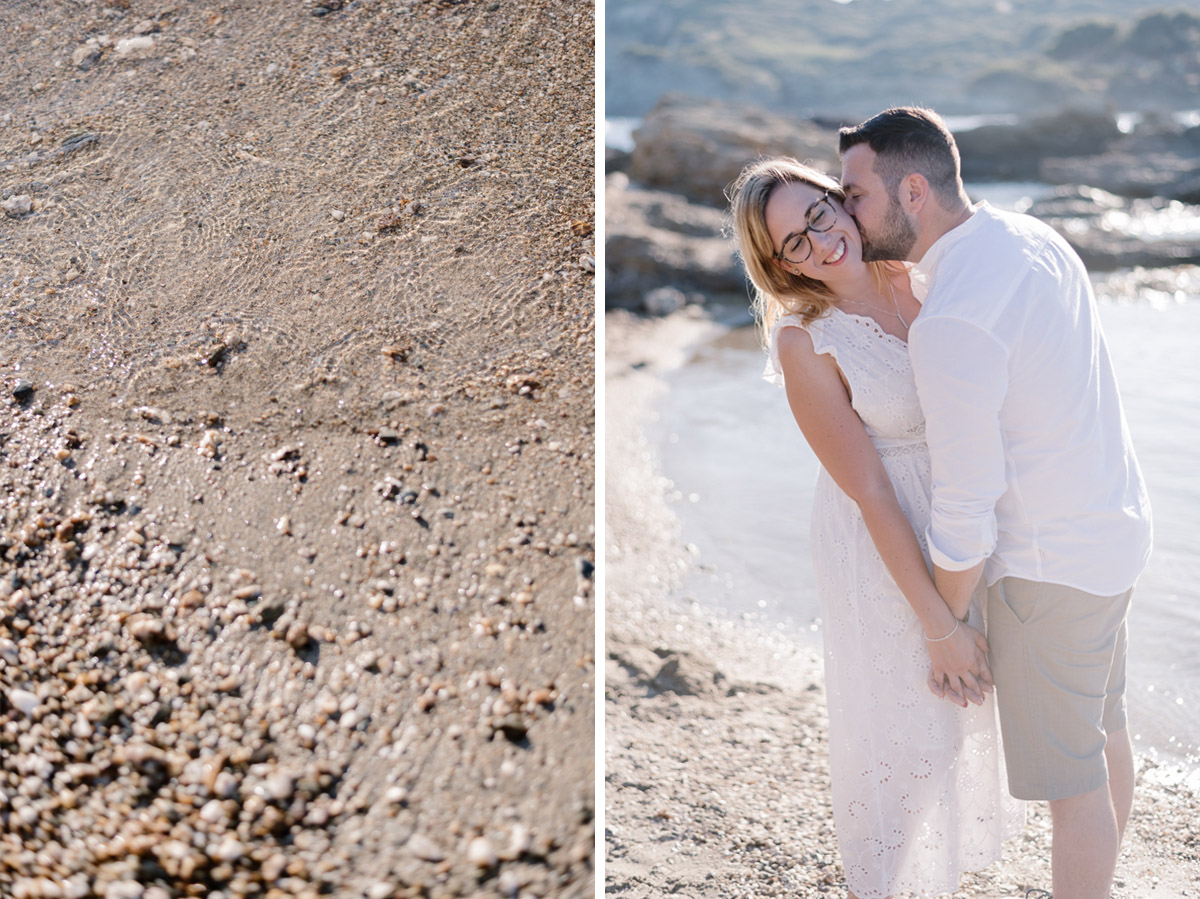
[907,315,1009,571]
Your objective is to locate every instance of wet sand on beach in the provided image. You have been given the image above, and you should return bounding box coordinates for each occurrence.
[1,2,595,897]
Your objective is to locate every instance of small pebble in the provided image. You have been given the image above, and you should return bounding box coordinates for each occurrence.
[407,833,444,862]
[2,195,32,217]
[116,36,154,54]
[467,836,498,868]
[9,688,40,717]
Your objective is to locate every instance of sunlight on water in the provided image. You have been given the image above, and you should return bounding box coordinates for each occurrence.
[605,117,641,153]
[964,181,1053,213]
[1093,266,1200,308]
[1118,109,1200,133]
[1100,199,1200,242]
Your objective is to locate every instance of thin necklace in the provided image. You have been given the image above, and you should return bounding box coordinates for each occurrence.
[845,278,908,328]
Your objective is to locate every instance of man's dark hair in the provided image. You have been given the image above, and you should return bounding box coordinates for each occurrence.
[838,106,962,202]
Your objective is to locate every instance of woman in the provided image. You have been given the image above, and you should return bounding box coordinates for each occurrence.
[728,157,1023,898]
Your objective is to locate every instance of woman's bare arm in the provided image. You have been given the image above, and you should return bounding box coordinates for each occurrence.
[776,326,991,705]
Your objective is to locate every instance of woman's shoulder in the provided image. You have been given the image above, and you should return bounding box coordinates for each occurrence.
[764,311,840,386]
[770,311,836,353]
[770,308,837,337]
[765,314,810,385]
[770,311,811,337]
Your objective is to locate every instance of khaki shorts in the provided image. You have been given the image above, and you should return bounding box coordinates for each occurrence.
[986,576,1132,801]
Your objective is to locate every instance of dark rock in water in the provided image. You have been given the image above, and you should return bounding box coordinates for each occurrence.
[605,145,631,175]
[959,110,1200,202]
[1040,148,1200,202]
[604,173,743,311]
[956,109,1123,182]
[1173,174,1200,206]
[628,93,839,208]
[12,380,33,401]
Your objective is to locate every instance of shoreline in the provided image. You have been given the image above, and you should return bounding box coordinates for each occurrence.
[604,307,1199,897]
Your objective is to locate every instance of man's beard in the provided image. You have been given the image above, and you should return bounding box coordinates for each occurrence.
[859,196,917,262]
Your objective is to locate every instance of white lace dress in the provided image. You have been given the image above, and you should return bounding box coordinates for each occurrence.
[766,309,1024,898]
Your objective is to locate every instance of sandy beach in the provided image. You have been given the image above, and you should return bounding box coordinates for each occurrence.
[1,2,594,897]
[604,308,1199,898]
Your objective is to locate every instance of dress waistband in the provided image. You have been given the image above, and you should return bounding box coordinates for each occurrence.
[873,437,928,457]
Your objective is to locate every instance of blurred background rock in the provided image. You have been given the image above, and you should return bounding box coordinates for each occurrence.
[604,1,1200,312]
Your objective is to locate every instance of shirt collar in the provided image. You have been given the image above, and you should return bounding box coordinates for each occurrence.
[913,201,987,282]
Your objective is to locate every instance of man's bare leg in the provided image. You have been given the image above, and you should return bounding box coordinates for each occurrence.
[1049,782,1119,899]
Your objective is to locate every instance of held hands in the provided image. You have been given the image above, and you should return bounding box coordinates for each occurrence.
[925,620,993,707]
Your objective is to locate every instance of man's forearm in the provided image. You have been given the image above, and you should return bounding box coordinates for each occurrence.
[932,561,986,620]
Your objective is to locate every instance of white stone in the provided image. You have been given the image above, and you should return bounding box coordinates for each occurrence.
[407,833,444,862]
[9,688,39,717]
[2,195,32,217]
[116,36,154,55]
[467,836,498,868]
[209,835,244,862]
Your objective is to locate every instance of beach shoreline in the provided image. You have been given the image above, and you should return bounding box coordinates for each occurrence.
[604,307,1198,898]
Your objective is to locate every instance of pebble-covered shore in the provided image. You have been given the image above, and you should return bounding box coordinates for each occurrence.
[3,379,595,898]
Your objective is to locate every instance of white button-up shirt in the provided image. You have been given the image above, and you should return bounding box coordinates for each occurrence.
[908,203,1152,595]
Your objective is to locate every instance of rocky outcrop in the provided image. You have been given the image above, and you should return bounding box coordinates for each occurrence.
[959,111,1200,201]
[956,110,1124,182]
[628,94,839,208]
[1041,150,1200,202]
[604,172,743,311]
[608,1,1200,121]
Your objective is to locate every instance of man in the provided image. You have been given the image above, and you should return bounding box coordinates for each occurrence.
[838,107,1152,899]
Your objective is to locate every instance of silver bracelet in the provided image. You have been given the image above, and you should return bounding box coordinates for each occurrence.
[925,620,959,643]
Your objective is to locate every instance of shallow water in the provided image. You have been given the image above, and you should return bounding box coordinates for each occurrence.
[652,292,1200,771]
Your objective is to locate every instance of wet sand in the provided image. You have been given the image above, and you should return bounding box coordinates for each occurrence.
[604,308,1198,898]
[1,2,594,897]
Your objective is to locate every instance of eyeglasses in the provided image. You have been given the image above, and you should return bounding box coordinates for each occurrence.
[772,190,837,266]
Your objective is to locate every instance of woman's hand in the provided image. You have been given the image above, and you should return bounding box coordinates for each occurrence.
[925,620,993,707]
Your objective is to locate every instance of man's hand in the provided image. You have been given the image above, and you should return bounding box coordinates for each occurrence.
[926,620,993,707]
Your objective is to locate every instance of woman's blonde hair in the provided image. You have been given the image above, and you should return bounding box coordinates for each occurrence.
[727,156,889,344]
